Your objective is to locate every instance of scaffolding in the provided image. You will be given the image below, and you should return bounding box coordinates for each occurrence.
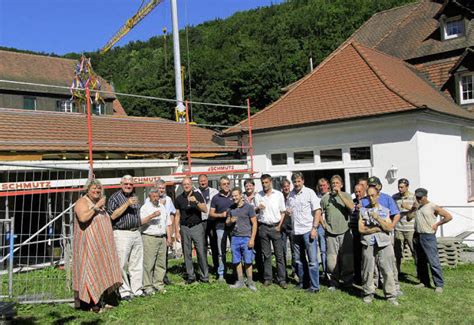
[0,79,255,303]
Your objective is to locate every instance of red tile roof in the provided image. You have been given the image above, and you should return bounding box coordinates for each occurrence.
[0,50,115,99]
[415,56,460,89]
[0,108,233,153]
[351,1,474,60]
[225,41,473,135]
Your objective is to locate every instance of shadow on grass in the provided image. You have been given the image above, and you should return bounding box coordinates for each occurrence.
[13,317,37,325]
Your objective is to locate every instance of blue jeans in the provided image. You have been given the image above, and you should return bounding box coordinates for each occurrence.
[318,225,327,273]
[293,231,320,291]
[414,233,444,288]
[281,229,296,275]
[213,228,228,277]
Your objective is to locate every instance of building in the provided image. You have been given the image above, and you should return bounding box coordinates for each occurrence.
[225,0,474,239]
[0,50,242,185]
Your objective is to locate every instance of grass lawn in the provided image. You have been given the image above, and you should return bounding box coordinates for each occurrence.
[12,260,474,324]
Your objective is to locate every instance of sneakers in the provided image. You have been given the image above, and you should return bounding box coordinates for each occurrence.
[388,298,399,306]
[217,276,226,283]
[363,295,373,304]
[414,283,427,289]
[328,286,337,292]
[229,280,245,289]
[397,290,404,297]
[306,288,320,294]
[435,287,443,294]
[247,281,258,292]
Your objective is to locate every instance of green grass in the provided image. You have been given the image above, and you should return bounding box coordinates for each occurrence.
[11,261,474,324]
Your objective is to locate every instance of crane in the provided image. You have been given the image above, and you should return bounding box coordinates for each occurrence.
[100,0,186,123]
[100,0,164,54]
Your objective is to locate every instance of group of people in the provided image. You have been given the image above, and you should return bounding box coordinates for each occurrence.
[73,172,453,311]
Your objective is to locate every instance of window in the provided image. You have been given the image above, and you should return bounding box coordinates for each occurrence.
[320,149,342,162]
[350,147,371,160]
[271,153,287,166]
[460,74,474,105]
[294,151,314,164]
[443,17,465,40]
[23,97,36,110]
[93,103,104,115]
[56,100,76,113]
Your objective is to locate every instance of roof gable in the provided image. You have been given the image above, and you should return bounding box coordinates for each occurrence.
[225,41,472,135]
[351,1,474,60]
[0,50,115,99]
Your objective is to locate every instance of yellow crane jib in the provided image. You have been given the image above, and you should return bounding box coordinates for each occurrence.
[100,0,164,54]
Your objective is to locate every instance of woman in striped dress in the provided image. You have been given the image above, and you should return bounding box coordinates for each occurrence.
[73,179,122,312]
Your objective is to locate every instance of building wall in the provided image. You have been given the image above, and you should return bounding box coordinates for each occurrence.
[249,113,474,238]
[415,119,474,237]
[0,92,113,114]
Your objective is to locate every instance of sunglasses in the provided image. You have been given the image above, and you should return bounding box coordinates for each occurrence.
[123,183,134,186]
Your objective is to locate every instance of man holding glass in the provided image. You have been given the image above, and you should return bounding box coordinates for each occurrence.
[107,175,143,301]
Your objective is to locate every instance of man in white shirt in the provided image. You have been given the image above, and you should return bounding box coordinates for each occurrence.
[155,179,176,285]
[288,172,322,293]
[255,174,287,288]
[140,187,172,295]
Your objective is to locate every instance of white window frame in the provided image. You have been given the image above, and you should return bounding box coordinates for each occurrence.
[58,100,75,113]
[442,16,465,40]
[459,73,474,105]
[93,103,104,115]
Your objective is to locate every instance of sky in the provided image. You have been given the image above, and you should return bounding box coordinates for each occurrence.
[0,0,284,55]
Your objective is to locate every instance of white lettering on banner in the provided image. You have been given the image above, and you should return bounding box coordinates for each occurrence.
[207,165,235,172]
[0,165,250,192]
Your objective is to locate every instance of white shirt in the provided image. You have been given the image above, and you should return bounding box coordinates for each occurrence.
[196,187,219,220]
[255,189,285,225]
[140,200,171,236]
[288,186,321,235]
[145,195,176,216]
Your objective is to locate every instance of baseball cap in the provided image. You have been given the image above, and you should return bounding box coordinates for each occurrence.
[398,178,409,186]
[368,176,382,187]
[415,188,428,198]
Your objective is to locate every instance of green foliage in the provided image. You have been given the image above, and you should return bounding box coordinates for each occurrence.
[4,0,416,125]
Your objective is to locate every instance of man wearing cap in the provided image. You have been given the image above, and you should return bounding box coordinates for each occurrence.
[320,175,355,290]
[413,188,452,293]
[359,187,399,305]
[361,176,401,294]
[107,175,144,300]
[392,178,417,276]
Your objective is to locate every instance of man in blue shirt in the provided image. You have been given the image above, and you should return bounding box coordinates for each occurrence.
[361,176,401,295]
[359,187,399,305]
[209,176,234,282]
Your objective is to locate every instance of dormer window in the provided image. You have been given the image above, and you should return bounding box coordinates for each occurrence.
[459,73,474,105]
[442,16,465,40]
